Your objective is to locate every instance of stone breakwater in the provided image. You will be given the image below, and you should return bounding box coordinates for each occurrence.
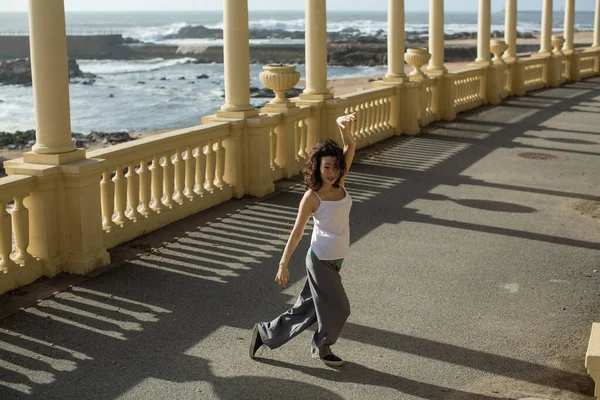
[0,28,541,66]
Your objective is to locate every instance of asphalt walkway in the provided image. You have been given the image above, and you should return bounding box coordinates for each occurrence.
[0,78,599,400]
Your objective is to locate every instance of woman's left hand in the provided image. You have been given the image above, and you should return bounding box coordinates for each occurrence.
[336,112,357,130]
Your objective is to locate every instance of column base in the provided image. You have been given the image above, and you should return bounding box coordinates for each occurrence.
[216,108,259,119]
[23,148,86,165]
[299,92,334,101]
[425,66,448,77]
[261,101,300,114]
[383,74,407,83]
[471,59,492,67]
[502,54,518,63]
[64,249,111,275]
[532,51,552,59]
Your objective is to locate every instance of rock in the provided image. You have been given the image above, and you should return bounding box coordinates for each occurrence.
[109,94,114,98]
[0,157,5,178]
[160,77,168,81]
[86,131,136,145]
[136,81,146,85]
[0,58,96,86]
[196,74,209,79]
[178,76,186,80]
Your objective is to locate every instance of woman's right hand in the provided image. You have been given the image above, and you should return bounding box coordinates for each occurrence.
[275,264,290,289]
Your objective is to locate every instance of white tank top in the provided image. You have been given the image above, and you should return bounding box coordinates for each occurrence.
[310,186,353,260]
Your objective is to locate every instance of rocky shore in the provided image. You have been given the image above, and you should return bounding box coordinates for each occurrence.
[0,85,302,177]
[0,58,96,86]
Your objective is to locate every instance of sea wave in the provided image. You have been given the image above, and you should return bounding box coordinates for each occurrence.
[123,22,191,42]
[122,19,560,44]
[77,58,197,75]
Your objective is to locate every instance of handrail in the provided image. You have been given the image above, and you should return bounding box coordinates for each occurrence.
[0,175,35,204]
[88,123,231,169]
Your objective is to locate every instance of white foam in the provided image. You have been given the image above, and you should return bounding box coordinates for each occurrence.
[78,58,197,75]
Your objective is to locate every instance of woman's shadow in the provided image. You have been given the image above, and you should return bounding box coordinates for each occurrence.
[257,358,503,400]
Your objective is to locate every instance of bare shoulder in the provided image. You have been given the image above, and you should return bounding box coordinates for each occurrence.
[301,189,320,213]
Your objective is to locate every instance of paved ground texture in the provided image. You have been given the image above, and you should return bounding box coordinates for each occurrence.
[0,78,599,400]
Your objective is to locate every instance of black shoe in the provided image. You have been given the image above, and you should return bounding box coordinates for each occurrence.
[249,324,263,359]
[314,353,344,367]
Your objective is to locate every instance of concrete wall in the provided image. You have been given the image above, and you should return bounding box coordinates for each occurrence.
[0,35,131,60]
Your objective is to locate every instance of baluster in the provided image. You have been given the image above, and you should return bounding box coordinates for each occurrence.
[126,162,140,221]
[113,166,127,226]
[194,144,206,196]
[150,155,164,214]
[184,147,196,201]
[101,170,115,231]
[162,153,175,208]
[350,105,358,135]
[11,196,30,265]
[294,121,301,161]
[359,103,367,137]
[113,165,127,226]
[386,96,392,126]
[368,100,375,135]
[138,159,151,217]
[375,99,383,131]
[269,126,277,170]
[214,140,225,189]
[173,150,185,205]
[0,202,16,271]
[299,120,308,159]
[204,141,216,192]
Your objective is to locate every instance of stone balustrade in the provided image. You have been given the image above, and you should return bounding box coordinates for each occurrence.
[453,68,486,113]
[0,175,41,294]
[87,123,234,250]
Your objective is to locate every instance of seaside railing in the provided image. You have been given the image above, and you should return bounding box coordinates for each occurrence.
[88,123,233,250]
[0,175,42,294]
[337,86,396,149]
[522,57,547,92]
[453,68,485,114]
[264,106,312,182]
[0,30,124,37]
[2,44,600,296]
[579,49,599,79]
[419,78,438,127]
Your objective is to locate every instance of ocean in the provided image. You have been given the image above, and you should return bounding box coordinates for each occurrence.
[0,10,595,134]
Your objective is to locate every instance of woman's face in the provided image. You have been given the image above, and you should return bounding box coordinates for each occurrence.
[319,156,340,187]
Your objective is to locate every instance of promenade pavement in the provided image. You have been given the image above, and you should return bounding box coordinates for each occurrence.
[0,78,599,400]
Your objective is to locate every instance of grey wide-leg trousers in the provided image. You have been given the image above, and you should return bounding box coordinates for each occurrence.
[258,250,351,358]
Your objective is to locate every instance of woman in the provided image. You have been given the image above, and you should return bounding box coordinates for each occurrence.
[250,112,357,367]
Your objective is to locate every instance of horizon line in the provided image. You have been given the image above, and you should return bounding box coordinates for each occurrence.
[1,9,583,13]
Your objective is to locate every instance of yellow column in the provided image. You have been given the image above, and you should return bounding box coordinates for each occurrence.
[24,0,83,165]
[503,0,518,61]
[217,0,258,118]
[476,0,492,64]
[384,0,406,82]
[594,0,600,47]
[300,0,333,100]
[563,0,575,53]
[538,0,553,56]
[427,0,447,75]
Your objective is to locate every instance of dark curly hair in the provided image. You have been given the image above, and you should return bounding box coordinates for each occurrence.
[303,139,346,191]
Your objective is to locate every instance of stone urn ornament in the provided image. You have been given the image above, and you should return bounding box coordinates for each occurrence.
[551,34,565,55]
[404,48,431,81]
[490,39,508,64]
[259,64,300,111]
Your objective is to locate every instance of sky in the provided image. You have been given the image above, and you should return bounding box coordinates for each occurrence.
[0,0,596,12]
